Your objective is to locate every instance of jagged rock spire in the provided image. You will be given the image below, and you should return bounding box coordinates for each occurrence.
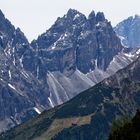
[96,12,106,22]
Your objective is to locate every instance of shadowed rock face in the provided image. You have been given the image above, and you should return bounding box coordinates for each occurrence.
[0,9,134,133]
[115,15,140,48]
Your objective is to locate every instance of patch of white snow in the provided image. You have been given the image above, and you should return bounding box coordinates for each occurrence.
[8,70,12,79]
[8,83,16,90]
[73,14,80,20]
[48,97,54,108]
[34,107,41,114]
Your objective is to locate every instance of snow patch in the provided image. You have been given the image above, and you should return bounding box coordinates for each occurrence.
[53,34,64,47]
[12,47,16,65]
[136,49,140,55]
[64,33,68,37]
[22,43,26,45]
[7,48,11,55]
[37,66,39,78]
[13,58,16,66]
[95,59,98,69]
[21,71,29,79]
[124,52,135,58]
[80,32,84,36]
[4,49,8,56]
[118,35,128,48]
[52,46,55,50]
[48,97,54,107]
[34,107,41,114]
[96,23,100,27]
[0,35,3,40]
[0,78,4,82]
[119,35,125,40]
[8,70,12,79]
[19,55,23,67]
[73,14,80,20]
[8,84,16,90]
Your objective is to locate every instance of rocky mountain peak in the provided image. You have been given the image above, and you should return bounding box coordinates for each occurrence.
[88,10,96,26]
[0,10,29,57]
[30,9,123,75]
[55,8,86,25]
[66,8,82,19]
[134,14,140,19]
[0,11,15,38]
[65,8,86,25]
[115,14,140,48]
[96,12,106,23]
[0,9,5,19]
[88,10,95,19]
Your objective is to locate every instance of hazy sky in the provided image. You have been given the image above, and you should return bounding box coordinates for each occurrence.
[0,0,140,41]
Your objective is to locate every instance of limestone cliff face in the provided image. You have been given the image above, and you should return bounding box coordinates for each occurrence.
[31,9,122,75]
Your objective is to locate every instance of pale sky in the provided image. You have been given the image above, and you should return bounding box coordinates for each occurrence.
[0,0,140,42]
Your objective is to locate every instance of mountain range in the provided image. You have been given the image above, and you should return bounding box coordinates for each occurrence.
[0,8,140,139]
[1,40,140,140]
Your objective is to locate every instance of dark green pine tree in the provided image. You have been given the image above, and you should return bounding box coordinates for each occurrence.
[109,109,140,140]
